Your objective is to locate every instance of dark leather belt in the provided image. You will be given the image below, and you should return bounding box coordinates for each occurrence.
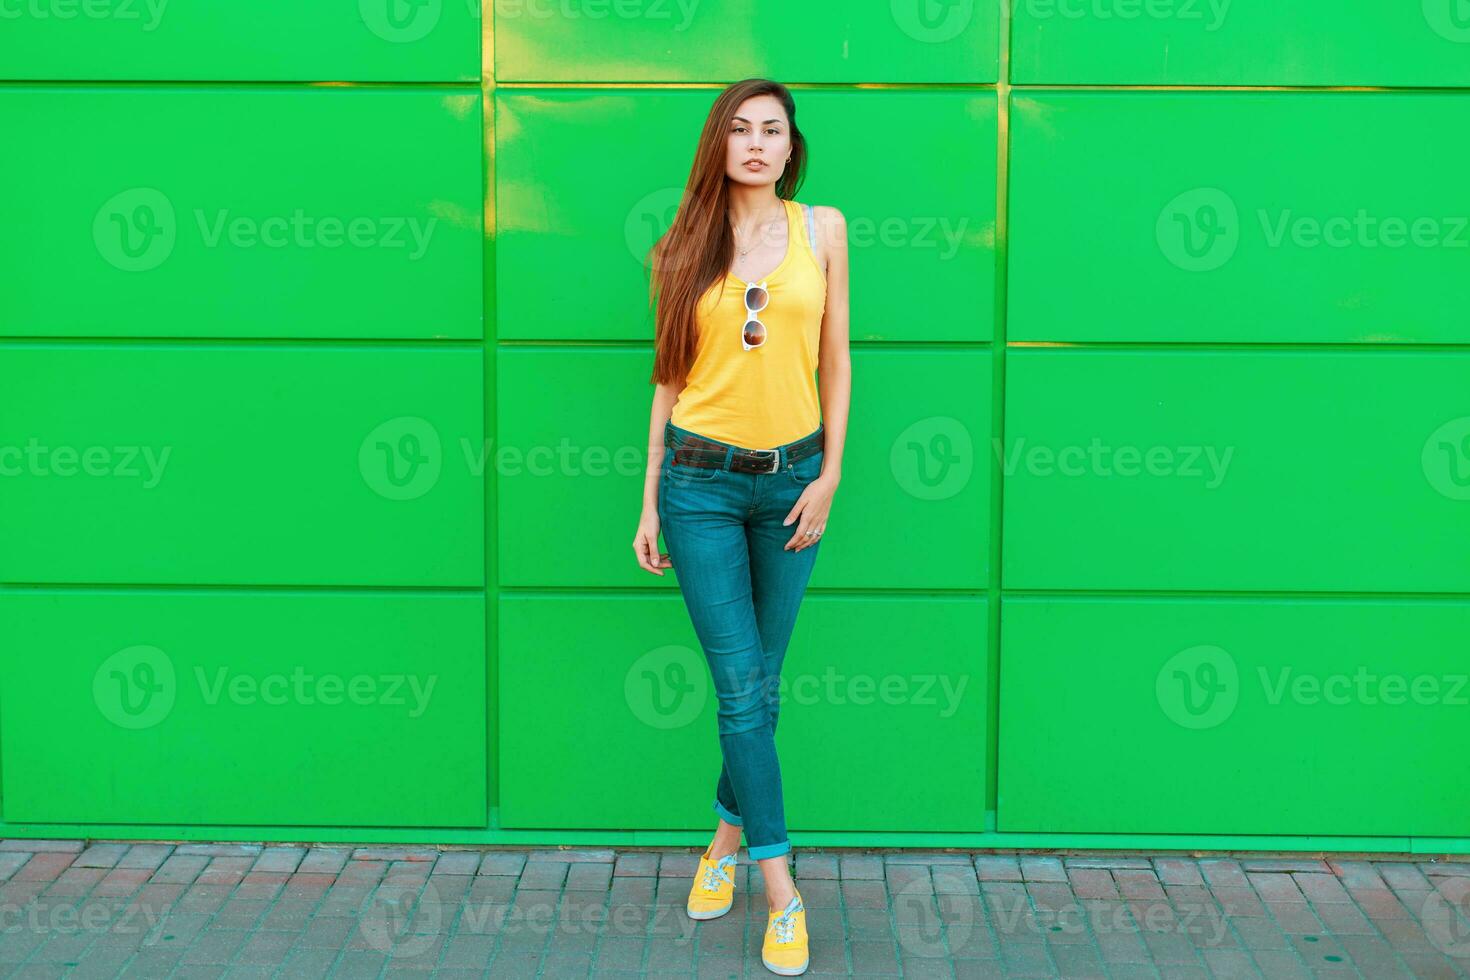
[665,424,824,475]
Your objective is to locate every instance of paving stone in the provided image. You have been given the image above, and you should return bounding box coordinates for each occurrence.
[1328,860,1387,891]
[885,862,932,893]
[1068,868,1120,899]
[1293,871,1352,904]
[975,855,1023,882]
[150,858,210,887]
[14,852,76,882]
[116,844,174,870]
[1314,900,1376,936]
[1269,900,1327,936]
[251,846,305,873]
[1064,855,1154,870]
[656,853,700,878]
[842,879,889,910]
[8,838,1456,979]
[609,875,657,908]
[1199,859,1249,889]
[1421,861,1470,877]
[1249,872,1306,903]
[932,868,982,896]
[430,851,482,875]
[1248,948,1312,979]
[1240,858,1332,873]
[565,862,614,892]
[613,851,660,877]
[1399,950,1467,978]
[72,844,131,869]
[518,860,570,890]
[849,940,901,973]
[298,847,351,875]
[795,853,840,880]
[527,847,616,863]
[0,839,83,853]
[883,850,975,865]
[1336,932,1413,977]
[1229,913,1290,949]
[1019,856,1067,882]
[173,843,263,857]
[477,851,527,876]
[1211,885,1265,917]
[349,846,437,862]
[1377,862,1433,892]
[1153,858,1205,887]
[0,851,30,881]
[1351,888,1409,921]
[1200,947,1258,980]
[840,854,885,880]
[1113,869,1166,900]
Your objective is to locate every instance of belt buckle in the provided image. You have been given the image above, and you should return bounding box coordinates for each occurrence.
[748,448,780,474]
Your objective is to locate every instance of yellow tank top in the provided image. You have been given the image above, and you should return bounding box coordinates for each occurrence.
[669,198,827,448]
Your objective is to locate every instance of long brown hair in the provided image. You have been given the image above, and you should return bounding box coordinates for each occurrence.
[647,78,807,386]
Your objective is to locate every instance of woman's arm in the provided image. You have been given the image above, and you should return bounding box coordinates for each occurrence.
[814,205,851,485]
[632,380,684,575]
[644,381,683,510]
[780,205,849,552]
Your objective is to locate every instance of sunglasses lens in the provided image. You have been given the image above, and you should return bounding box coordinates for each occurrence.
[743,319,767,347]
[745,285,769,312]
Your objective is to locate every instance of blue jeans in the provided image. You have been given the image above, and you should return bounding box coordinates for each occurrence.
[657,419,825,861]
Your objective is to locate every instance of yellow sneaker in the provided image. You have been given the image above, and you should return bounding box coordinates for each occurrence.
[686,846,737,920]
[762,890,809,976]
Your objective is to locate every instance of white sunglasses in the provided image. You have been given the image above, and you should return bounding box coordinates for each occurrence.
[740,279,769,351]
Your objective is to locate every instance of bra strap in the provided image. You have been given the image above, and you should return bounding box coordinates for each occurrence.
[802,203,816,249]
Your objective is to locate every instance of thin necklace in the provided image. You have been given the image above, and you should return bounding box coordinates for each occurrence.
[732,202,784,259]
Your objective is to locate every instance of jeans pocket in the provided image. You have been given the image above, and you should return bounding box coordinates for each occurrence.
[664,451,722,483]
[787,450,823,486]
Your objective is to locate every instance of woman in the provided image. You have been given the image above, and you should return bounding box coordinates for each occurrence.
[631,77,850,976]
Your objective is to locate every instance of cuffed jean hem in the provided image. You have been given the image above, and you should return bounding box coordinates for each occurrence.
[746,840,791,861]
[713,799,743,827]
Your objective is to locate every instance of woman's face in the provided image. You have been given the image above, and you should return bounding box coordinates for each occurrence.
[725,94,791,187]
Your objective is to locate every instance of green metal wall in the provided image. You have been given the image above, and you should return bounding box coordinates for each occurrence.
[1,3,1467,852]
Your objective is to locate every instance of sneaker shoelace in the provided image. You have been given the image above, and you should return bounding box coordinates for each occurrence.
[771,896,802,944]
[701,855,736,893]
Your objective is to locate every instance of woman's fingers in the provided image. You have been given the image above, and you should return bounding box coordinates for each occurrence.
[633,532,665,575]
[785,507,826,551]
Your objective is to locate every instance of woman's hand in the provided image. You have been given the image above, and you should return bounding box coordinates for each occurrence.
[633,508,673,575]
[783,474,836,552]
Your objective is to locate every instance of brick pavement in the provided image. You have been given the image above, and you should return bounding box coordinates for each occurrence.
[1,840,1468,978]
